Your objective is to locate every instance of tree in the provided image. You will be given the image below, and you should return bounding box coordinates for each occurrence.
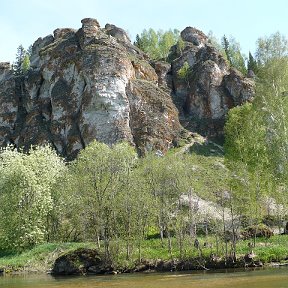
[176,37,185,57]
[65,141,137,260]
[177,61,192,88]
[247,51,259,75]
[225,104,267,248]
[12,45,30,75]
[224,57,288,244]
[221,35,247,75]
[207,30,223,52]
[222,35,232,65]
[256,32,288,65]
[140,153,188,258]
[0,146,65,251]
[255,58,288,183]
[116,166,153,261]
[134,28,180,61]
[21,54,30,74]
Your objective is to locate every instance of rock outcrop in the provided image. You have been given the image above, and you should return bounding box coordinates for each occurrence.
[0,18,183,158]
[171,27,254,138]
[0,19,254,158]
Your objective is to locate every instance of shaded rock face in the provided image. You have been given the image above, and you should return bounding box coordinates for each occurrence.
[171,28,254,138]
[52,248,107,275]
[0,20,253,158]
[0,18,182,158]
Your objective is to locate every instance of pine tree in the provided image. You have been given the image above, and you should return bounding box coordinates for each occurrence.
[134,34,142,49]
[247,52,258,75]
[221,35,232,65]
[12,45,30,75]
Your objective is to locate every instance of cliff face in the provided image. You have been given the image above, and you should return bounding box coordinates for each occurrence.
[0,19,254,158]
[170,27,254,138]
[0,19,182,158]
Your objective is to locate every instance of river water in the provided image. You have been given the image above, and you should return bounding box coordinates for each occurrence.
[0,267,287,288]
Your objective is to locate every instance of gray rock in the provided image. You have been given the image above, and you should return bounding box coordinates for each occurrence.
[105,23,131,43]
[0,21,254,158]
[0,62,12,82]
[52,248,104,275]
[180,27,208,47]
[53,28,76,40]
[0,19,182,159]
[172,29,254,138]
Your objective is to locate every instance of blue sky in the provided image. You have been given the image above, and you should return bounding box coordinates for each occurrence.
[1,0,287,63]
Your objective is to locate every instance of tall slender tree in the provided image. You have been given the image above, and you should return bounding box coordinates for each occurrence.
[247,51,259,75]
[13,45,26,75]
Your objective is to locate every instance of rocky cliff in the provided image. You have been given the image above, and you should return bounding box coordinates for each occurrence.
[168,27,254,138]
[0,19,254,158]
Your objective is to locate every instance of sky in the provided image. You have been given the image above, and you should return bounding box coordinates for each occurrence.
[1,0,288,63]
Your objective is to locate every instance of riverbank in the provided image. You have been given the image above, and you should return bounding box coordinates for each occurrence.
[0,235,288,275]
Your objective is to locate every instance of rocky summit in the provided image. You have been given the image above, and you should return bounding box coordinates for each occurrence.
[0,19,254,158]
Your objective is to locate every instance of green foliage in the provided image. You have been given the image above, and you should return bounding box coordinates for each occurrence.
[247,51,259,74]
[207,32,247,75]
[176,37,185,56]
[224,103,267,169]
[1,234,288,271]
[185,153,229,200]
[0,242,95,271]
[221,35,247,75]
[134,28,180,61]
[255,57,288,182]
[207,31,223,52]
[221,35,232,63]
[0,146,65,251]
[177,61,192,87]
[256,32,288,65]
[224,55,288,231]
[12,45,30,76]
[21,54,30,74]
[60,141,145,260]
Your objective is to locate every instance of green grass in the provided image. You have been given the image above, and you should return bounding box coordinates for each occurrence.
[0,235,287,272]
[126,235,288,263]
[0,242,95,272]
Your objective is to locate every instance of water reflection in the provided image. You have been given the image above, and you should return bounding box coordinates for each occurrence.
[0,267,287,288]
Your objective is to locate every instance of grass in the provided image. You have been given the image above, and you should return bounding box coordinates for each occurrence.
[113,235,288,265]
[0,235,287,272]
[0,242,95,272]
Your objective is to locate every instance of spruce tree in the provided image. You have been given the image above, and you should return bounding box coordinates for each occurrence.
[221,35,232,65]
[247,52,258,75]
[12,45,30,75]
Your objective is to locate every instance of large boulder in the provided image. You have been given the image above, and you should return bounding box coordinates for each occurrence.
[52,248,107,275]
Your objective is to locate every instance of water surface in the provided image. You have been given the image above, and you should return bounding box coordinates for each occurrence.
[0,267,288,288]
